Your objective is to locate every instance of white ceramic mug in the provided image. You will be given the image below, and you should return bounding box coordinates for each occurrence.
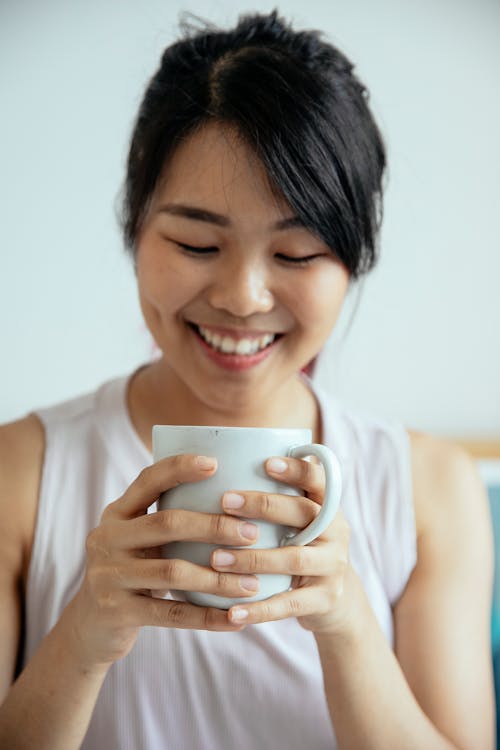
[152,425,342,609]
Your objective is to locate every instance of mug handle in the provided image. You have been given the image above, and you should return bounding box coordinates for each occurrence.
[279,443,342,547]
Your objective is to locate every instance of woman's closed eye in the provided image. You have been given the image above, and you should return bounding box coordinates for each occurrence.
[275,252,327,266]
[175,241,327,266]
[176,242,218,255]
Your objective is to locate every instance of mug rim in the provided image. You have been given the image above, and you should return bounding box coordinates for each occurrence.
[153,424,312,434]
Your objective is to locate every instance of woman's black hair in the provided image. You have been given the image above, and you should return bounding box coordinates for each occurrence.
[120,9,387,280]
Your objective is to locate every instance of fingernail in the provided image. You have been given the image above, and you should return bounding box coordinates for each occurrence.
[223,492,245,509]
[231,608,249,622]
[214,550,236,566]
[240,522,258,540]
[240,575,259,591]
[267,458,287,474]
[196,455,216,469]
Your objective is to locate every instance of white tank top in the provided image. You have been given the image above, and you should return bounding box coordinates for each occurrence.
[25,371,416,750]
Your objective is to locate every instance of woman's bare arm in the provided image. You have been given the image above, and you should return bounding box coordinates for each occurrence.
[393,432,495,749]
[0,417,110,750]
[0,416,44,703]
[314,433,494,750]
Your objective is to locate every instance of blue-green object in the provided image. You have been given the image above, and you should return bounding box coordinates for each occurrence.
[487,482,500,748]
[490,486,500,651]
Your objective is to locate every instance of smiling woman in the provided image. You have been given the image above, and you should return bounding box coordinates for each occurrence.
[0,8,494,750]
[132,122,350,419]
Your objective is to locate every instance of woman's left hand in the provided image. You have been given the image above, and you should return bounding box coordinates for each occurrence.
[210,455,360,636]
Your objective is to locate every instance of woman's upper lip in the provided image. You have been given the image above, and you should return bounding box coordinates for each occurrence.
[189,322,283,339]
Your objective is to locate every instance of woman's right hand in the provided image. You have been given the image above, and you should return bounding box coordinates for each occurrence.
[60,454,259,672]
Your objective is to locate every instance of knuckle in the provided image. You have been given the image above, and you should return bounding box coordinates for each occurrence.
[303,459,317,485]
[316,462,326,483]
[203,607,221,630]
[85,563,105,594]
[166,453,195,483]
[323,585,337,609]
[305,498,321,519]
[259,601,273,621]
[326,570,345,604]
[157,510,176,532]
[148,597,166,626]
[86,561,125,597]
[109,563,127,586]
[303,459,324,491]
[85,526,109,558]
[334,557,348,577]
[100,501,118,522]
[85,527,99,555]
[215,571,232,590]
[260,493,273,515]
[135,465,154,491]
[246,549,260,572]
[161,558,182,584]
[211,512,228,540]
[140,511,158,530]
[96,590,120,614]
[291,546,308,575]
[169,453,187,477]
[85,565,122,613]
[287,596,303,615]
[167,601,188,626]
[333,576,345,601]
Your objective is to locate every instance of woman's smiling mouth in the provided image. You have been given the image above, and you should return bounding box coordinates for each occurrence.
[187,322,283,370]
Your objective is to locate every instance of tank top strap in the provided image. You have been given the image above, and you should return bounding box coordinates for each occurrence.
[93,372,153,479]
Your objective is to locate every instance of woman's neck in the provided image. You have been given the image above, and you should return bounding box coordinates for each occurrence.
[127,360,323,453]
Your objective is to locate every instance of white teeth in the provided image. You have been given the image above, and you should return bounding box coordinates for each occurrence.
[260,333,274,348]
[236,339,252,355]
[221,336,235,353]
[197,325,277,355]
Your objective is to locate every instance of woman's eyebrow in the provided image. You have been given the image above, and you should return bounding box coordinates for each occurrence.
[156,203,304,231]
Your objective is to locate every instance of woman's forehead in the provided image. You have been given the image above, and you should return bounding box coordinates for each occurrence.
[153,122,293,225]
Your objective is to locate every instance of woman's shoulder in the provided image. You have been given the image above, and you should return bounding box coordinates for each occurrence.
[0,371,128,564]
[0,414,45,578]
[318,378,484,533]
[0,414,45,504]
[0,376,117,505]
[406,429,488,538]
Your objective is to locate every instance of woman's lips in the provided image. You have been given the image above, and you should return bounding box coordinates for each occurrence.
[188,322,281,371]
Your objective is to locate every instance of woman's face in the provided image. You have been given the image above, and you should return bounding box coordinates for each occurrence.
[135,122,350,414]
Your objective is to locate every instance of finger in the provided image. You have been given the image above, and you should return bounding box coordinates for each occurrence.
[210,538,345,577]
[288,505,350,545]
[103,558,260,597]
[226,584,337,626]
[103,454,218,521]
[265,456,325,503]
[221,490,320,528]
[112,510,259,550]
[131,595,247,631]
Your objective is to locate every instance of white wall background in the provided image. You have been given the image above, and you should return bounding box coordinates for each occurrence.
[1,0,499,437]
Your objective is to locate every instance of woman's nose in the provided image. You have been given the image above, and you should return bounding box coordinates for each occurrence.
[207,260,274,317]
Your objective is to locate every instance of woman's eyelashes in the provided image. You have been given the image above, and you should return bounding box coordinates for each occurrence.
[176,242,217,255]
[274,252,325,266]
[175,241,326,266]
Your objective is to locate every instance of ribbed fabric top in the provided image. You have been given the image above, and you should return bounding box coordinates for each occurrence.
[25,371,416,750]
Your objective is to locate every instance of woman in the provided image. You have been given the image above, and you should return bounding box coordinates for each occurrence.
[0,10,494,749]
